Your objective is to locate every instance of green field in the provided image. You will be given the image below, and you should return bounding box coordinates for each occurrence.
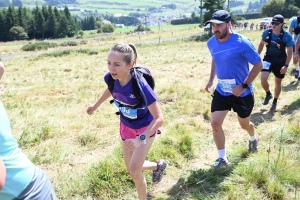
[1,26,300,199]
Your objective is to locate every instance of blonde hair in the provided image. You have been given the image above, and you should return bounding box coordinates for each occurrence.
[110,43,138,66]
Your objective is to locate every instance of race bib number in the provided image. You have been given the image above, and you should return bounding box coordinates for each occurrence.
[263,61,271,70]
[114,101,137,119]
[218,79,236,93]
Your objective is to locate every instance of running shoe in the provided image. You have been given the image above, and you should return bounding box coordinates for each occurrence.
[152,160,167,184]
[295,71,299,79]
[270,102,277,110]
[213,158,229,168]
[262,94,273,105]
[248,134,260,153]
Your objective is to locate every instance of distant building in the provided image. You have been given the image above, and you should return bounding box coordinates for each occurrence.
[116,24,125,28]
[102,20,112,24]
[114,13,123,17]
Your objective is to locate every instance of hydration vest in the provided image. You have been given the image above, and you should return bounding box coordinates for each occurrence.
[107,66,155,116]
[294,16,300,35]
[264,28,286,56]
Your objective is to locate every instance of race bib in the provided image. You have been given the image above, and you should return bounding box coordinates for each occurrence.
[114,100,137,119]
[263,61,271,70]
[218,79,236,93]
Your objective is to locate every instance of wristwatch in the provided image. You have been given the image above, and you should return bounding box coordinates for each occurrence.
[284,64,289,68]
[139,134,146,144]
[242,83,249,89]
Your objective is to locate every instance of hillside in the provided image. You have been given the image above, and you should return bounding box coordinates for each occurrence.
[4,0,268,17]
[1,26,300,199]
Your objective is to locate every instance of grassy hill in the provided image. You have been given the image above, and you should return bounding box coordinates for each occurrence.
[18,0,199,16]
[1,27,300,199]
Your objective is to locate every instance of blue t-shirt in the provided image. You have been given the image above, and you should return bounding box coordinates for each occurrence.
[261,29,294,57]
[0,101,35,200]
[207,32,261,97]
[104,71,157,129]
[289,17,300,41]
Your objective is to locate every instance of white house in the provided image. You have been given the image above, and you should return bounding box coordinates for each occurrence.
[116,24,125,28]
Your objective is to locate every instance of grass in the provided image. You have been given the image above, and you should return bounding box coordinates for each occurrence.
[1,25,300,199]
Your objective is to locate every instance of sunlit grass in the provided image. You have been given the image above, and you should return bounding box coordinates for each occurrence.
[1,27,300,199]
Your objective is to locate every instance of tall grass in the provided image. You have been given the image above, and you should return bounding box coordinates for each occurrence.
[1,27,300,199]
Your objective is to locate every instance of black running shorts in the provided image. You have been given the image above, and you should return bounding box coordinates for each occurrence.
[262,56,286,79]
[211,90,254,118]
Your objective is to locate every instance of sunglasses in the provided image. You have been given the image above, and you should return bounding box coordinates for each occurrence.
[271,21,280,26]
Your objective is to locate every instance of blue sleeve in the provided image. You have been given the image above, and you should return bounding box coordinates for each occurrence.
[290,19,297,28]
[242,38,262,65]
[284,31,295,47]
[261,29,269,41]
[104,72,111,85]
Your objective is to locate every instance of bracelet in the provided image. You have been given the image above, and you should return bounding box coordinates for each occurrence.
[284,64,289,68]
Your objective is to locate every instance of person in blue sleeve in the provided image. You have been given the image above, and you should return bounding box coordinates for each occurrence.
[288,10,300,80]
[204,10,263,168]
[86,43,166,200]
[258,14,294,110]
[0,61,57,200]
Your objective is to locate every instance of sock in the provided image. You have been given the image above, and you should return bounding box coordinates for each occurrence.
[273,98,278,104]
[218,149,227,160]
[266,91,271,96]
[249,134,256,141]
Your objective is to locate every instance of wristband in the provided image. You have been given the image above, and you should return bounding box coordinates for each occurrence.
[284,64,288,68]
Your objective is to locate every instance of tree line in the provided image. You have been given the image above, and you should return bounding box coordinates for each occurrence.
[0,5,79,41]
[0,5,121,42]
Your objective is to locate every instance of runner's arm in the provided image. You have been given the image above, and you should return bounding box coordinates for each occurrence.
[243,60,263,86]
[208,59,216,82]
[257,40,265,55]
[0,157,6,190]
[288,26,293,35]
[296,37,300,53]
[0,62,4,80]
[87,88,111,115]
[285,46,293,66]
[142,102,163,139]
[205,59,216,93]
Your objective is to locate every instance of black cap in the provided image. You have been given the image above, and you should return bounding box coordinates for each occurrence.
[204,10,231,26]
[272,14,284,23]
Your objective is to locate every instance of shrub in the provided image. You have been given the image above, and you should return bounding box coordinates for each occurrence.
[102,24,115,33]
[76,30,84,39]
[79,40,88,45]
[21,42,58,51]
[40,50,71,57]
[59,41,78,46]
[9,26,28,40]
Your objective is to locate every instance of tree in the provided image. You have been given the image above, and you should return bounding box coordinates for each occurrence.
[0,9,7,41]
[295,1,300,9]
[202,0,226,33]
[45,5,57,38]
[9,26,28,40]
[63,6,77,37]
[202,0,226,22]
[95,20,102,29]
[17,6,30,32]
[34,6,45,38]
[56,15,68,38]
[101,24,115,33]
[261,0,298,18]
[27,17,36,38]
